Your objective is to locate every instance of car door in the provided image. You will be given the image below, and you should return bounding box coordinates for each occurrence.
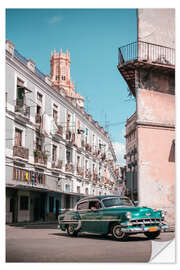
[76,200,89,232]
[80,200,103,233]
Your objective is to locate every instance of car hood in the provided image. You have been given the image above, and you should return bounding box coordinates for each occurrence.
[102,206,161,219]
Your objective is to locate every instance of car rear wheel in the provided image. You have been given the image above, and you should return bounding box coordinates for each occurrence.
[111,224,128,241]
[144,231,161,239]
[67,224,78,237]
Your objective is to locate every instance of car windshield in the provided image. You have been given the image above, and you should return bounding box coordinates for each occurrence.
[102,197,133,208]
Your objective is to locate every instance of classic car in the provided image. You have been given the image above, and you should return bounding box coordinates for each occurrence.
[57,195,168,240]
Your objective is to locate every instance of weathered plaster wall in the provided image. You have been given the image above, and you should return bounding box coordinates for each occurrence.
[138,9,175,49]
[137,88,175,225]
[137,89,175,125]
[137,69,175,95]
[137,126,175,224]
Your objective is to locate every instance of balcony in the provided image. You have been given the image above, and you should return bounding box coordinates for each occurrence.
[118,41,175,96]
[56,125,63,136]
[85,169,92,180]
[15,99,30,120]
[35,113,42,124]
[66,130,72,140]
[13,145,29,160]
[85,143,92,152]
[34,150,47,166]
[77,167,84,177]
[52,160,63,170]
[52,124,63,141]
[93,172,98,182]
[65,163,74,173]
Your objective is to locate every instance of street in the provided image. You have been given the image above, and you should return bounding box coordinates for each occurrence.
[6,225,174,263]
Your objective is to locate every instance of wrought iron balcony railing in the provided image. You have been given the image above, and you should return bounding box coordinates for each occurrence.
[15,99,30,118]
[118,41,175,67]
[65,163,74,173]
[13,145,29,160]
[52,160,63,169]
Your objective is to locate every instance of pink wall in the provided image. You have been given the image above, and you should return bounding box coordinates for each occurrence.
[137,89,175,225]
[137,89,175,125]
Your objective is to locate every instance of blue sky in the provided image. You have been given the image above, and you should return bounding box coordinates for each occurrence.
[6,8,137,164]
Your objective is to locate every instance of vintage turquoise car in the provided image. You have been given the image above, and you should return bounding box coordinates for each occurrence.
[57,195,168,240]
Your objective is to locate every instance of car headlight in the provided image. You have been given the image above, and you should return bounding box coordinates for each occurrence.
[161,210,166,218]
[126,212,132,219]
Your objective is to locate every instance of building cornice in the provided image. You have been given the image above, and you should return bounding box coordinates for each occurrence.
[136,120,175,130]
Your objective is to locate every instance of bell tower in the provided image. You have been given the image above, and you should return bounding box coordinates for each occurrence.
[50,48,84,107]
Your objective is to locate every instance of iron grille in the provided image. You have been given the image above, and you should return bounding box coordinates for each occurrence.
[118,41,175,67]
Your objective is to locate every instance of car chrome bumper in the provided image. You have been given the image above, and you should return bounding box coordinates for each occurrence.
[121,224,168,233]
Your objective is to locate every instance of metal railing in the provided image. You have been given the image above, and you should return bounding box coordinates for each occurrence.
[14,49,46,81]
[14,49,28,65]
[118,41,175,66]
[35,67,46,81]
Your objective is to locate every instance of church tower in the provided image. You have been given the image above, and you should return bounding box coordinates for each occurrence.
[50,49,84,108]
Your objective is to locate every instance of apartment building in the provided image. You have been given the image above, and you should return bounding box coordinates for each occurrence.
[124,113,137,201]
[5,40,117,223]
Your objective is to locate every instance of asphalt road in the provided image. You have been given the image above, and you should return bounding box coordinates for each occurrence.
[6,225,174,263]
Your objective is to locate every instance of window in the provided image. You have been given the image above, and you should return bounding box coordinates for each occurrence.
[77,201,88,211]
[15,128,22,146]
[36,136,42,151]
[77,156,80,167]
[53,104,58,124]
[37,92,43,103]
[49,196,54,212]
[16,78,25,106]
[20,196,29,210]
[62,76,66,81]
[66,149,71,163]
[89,200,102,209]
[52,145,57,162]
[85,188,89,195]
[77,186,80,193]
[85,160,88,170]
[65,184,70,192]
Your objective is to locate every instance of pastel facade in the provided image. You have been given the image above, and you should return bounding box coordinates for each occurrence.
[118,9,175,226]
[5,40,117,223]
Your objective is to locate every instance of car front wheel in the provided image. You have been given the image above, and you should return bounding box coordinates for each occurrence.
[111,224,128,241]
[67,224,78,237]
[144,231,161,239]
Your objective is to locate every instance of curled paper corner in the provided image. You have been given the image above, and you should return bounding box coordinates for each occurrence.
[150,239,175,263]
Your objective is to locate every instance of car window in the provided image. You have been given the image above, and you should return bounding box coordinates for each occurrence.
[77,201,89,211]
[89,201,102,210]
[102,197,133,208]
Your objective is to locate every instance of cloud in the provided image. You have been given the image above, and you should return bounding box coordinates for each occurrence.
[48,15,63,25]
[112,142,126,166]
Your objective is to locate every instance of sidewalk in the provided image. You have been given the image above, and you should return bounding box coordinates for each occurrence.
[8,221,58,229]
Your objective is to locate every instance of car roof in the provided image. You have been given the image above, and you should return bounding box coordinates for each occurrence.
[77,195,129,203]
